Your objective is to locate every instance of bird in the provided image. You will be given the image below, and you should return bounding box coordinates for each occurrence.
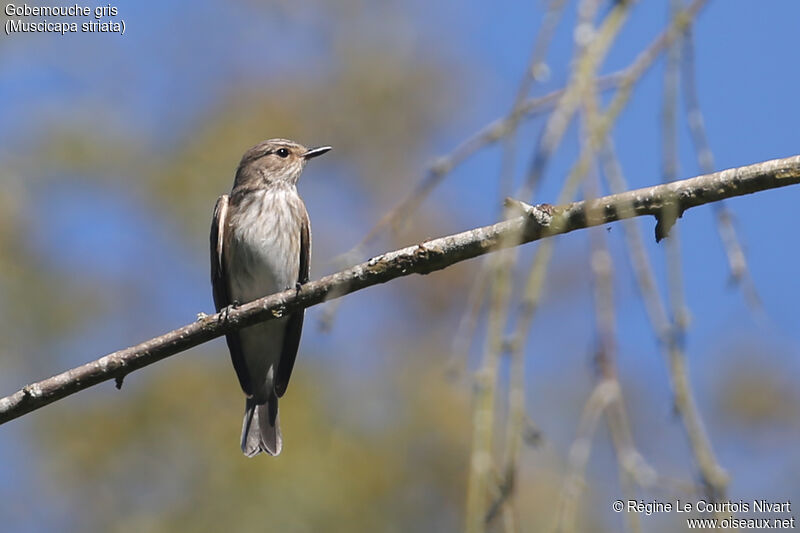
[210,138,331,457]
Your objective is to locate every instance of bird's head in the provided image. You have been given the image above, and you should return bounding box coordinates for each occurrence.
[235,138,331,187]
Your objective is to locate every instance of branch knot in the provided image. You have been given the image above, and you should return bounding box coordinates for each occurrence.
[504,198,556,227]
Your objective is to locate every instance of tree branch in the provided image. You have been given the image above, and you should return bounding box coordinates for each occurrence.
[1,155,799,425]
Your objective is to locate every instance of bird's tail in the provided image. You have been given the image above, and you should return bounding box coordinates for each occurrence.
[241,394,282,457]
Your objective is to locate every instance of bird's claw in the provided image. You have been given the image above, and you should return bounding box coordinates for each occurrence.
[220,301,240,323]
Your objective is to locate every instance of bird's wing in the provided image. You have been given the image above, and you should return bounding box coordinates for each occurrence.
[210,195,230,312]
[210,195,253,395]
[275,208,310,398]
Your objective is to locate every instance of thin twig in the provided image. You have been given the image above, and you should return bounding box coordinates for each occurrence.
[599,135,729,502]
[553,380,619,533]
[329,0,708,336]
[681,28,762,312]
[583,118,643,533]
[598,140,671,337]
[465,247,513,533]
[519,0,634,200]
[482,2,740,508]
[560,0,710,208]
[318,75,621,331]
[663,1,729,503]
[580,94,659,533]
[497,0,570,201]
[446,264,489,381]
[358,76,621,249]
[468,6,635,530]
[449,0,568,387]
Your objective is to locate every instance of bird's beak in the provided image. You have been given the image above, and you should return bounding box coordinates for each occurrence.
[303,146,332,160]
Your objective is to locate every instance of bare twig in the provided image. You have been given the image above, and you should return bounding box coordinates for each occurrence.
[553,85,645,533]
[519,0,633,200]
[357,77,620,250]
[599,137,728,501]
[467,6,635,529]
[681,29,761,311]
[329,0,708,336]
[448,0,568,385]
[598,140,671,338]
[465,247,513,533]
[497,0,569,201]
[554,380,619,533]
[498,0,713,374]
[585,148,643,533]
[318,76,620,331]
[446,263,489,380]
[661,1,729,502]
[572,0,709,203]
[561,0,710,208]
[1,156,799,425]
[580,94,657,533]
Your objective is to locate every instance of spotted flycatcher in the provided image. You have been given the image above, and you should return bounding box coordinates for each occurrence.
[210,138,331,457]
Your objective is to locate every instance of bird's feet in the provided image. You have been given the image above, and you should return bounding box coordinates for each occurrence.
[220,300,241,323]
[294,281,303,295]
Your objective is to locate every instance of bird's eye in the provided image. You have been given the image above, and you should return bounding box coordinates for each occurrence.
[276,148,290,158]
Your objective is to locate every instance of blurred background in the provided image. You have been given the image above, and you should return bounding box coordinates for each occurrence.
[1,1,799,531]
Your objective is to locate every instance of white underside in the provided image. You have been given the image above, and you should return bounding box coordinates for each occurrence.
[225,187,303,397]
